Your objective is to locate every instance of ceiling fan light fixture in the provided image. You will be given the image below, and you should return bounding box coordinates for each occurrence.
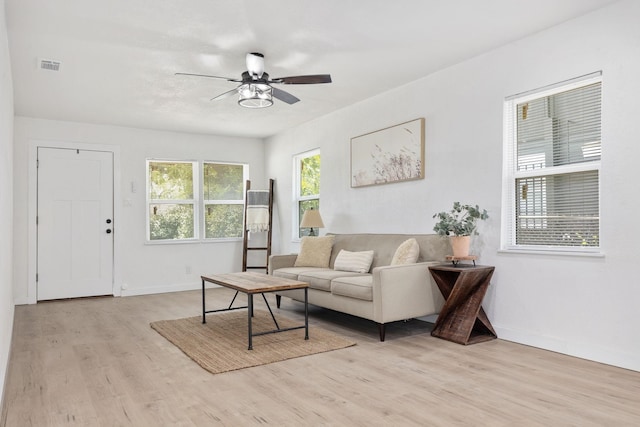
[238,83,273,108]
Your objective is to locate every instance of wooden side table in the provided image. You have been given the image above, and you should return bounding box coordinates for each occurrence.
[428,264,497,345]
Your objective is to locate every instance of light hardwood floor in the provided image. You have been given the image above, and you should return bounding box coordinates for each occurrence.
[2,288,639,426]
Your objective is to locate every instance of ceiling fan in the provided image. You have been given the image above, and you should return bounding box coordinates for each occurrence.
[176,52,332,108]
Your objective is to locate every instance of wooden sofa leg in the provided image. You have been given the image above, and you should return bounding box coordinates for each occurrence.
[378,323,386,342]
[276,295,281,308]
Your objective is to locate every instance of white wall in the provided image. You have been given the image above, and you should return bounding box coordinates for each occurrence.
[0,0,14,406]
[13,117,265,302]
[266,0,640,371]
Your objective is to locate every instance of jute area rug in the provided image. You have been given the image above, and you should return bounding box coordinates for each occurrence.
[150,310,356,375]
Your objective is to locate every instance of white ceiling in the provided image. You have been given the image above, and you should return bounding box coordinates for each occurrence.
[6,0,618,138]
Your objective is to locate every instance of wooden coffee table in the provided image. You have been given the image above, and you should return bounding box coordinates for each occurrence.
[201,272,309,350]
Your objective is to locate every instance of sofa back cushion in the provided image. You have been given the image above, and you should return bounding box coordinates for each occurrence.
[294,235,335,268]
[327,233,450,268]
[391,238,420,265]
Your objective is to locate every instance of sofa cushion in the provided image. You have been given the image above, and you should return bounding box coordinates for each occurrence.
[298,269,365,292]
[294,236,335,268]
[272,267,327,281]
[391,238,420,265]
[331,275,373,301]
[327,233,450,268]
[334,249,374,273]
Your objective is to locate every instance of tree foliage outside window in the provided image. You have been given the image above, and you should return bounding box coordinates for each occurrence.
[149,204,195,240]
[149,161,196,240]
[295,151,321,238]
[203,163,244,238]
[147,160,247,242]
[149,161,194,199]
[203,163,243,200]
[300,154,320,197]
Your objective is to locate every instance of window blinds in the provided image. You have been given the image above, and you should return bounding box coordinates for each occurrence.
[503,73,601,250]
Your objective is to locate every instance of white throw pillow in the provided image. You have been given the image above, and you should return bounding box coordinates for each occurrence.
[333,249,375,273]
[294,236,335,268]
[391,238,420,265]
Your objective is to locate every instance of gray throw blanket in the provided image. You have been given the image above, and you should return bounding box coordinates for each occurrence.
[246,190,270,232]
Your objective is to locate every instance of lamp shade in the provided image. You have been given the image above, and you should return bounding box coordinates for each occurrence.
[300,209,324,229]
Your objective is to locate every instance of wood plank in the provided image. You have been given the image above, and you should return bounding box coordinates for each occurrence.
[2,289,640,426]
[201,272,308,293]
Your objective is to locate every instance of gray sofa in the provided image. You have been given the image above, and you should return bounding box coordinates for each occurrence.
[269,233,450,341]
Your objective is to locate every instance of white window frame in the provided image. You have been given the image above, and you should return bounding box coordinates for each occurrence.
[501,72,602,255]
[146,160,199,243]
[293,149,320,241]
[201,161,249,241]
[146,159,248,244]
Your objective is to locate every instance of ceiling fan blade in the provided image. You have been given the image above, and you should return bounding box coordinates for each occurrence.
[272,87,300,104]
[210,87,239,101]
[271,74,332,84]
[175,72,242,83]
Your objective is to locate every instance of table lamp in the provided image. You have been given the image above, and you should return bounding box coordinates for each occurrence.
[300,208,324,236]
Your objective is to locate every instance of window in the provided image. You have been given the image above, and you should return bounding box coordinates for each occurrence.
[148,161,197,241]
[203,163,245,239]
[294,150,321,239]
[502,73,601,252]
[147,160,247,242]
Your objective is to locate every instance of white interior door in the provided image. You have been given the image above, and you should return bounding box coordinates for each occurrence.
[37,147,114,300]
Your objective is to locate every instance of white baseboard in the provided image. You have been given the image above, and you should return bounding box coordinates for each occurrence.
[415,317,639,372]
[416,314,438,323]
[14,282,219,303]
[120,281,206,297]
[0,304,15,417]
[12,297,30,305]
[496,326,640,373]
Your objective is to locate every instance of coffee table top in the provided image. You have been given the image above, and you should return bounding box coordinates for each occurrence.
[201,272,308,294]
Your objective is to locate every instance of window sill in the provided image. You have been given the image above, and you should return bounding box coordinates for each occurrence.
[145,237,243,245]
[498,248,605,258]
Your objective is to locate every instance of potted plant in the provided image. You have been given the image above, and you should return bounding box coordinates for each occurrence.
[432,202,489,257]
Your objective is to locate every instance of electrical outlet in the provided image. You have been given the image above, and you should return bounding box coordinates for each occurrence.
[185,265,192,274]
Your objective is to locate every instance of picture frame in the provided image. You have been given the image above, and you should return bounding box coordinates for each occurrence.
[350,118,425,188]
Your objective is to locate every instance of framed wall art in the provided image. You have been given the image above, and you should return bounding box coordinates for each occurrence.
[350,118,425,188]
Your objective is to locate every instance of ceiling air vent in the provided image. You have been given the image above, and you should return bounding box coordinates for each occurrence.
[39,58,61,72]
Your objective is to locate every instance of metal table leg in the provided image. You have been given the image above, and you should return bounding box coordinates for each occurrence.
[304,288,309,340]
[201,278,206,324]
[248,294,253,350]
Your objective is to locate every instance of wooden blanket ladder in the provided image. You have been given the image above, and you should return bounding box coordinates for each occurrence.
[242,179,274,273]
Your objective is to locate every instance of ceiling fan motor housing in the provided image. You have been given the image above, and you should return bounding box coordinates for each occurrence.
[246,52,265,78]
[241,71,269,83]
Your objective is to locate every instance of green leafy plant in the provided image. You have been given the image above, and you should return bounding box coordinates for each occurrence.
[433,202,489,236]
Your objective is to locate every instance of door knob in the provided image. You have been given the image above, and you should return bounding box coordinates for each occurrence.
[106,229,112,234]
[106,219,112,224]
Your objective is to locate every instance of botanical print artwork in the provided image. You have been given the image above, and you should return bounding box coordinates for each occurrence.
[351,118,424,187]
